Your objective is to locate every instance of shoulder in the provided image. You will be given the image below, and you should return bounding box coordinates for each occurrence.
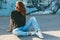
[11,10,17,15]
[11,10,17,18]
[10,10,16,16]
[11,10,16,13]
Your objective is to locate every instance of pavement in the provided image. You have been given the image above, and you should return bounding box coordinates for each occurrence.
[0,15,60,40]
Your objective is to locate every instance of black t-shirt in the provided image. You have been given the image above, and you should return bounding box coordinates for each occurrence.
[11,10,26,28]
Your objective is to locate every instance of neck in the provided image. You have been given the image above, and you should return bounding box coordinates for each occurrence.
[16,9,20,12]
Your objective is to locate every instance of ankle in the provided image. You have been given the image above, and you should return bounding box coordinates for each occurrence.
[36,30,40,32]
[28,32,31,36]
[28,32,36,36]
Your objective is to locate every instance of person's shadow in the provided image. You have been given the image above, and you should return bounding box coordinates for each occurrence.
[18,35,42,40]
[18,33,60,40]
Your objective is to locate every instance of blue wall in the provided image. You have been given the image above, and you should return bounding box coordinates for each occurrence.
[0,0,60,16]
[0,0,17,16]
[0,0,37,16]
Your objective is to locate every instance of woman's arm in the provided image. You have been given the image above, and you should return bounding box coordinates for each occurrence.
[9,16,13,32]
[6,17,13,32]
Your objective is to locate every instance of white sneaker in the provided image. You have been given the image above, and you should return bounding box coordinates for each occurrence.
[36,31,44,39]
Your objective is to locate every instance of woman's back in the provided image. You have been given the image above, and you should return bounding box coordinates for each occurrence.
[11,10,26,28]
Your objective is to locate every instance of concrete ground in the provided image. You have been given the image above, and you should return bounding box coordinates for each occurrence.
[0,15,60,40]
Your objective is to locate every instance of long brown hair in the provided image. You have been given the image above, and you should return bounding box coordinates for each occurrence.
[16,1,26,16]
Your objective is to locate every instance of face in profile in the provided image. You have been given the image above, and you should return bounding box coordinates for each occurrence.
[15,3,20,10]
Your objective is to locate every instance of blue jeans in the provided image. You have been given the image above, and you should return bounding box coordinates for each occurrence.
[12,16,40,36]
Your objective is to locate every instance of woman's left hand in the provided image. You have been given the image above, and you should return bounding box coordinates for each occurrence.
[6,30,12,32]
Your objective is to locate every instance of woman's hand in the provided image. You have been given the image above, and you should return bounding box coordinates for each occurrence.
[6,30,12,32]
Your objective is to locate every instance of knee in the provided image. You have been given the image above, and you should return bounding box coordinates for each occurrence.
[30,16,36,20]
[12,29,19,36]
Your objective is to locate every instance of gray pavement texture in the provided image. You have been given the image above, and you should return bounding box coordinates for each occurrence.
[0,15,60,40]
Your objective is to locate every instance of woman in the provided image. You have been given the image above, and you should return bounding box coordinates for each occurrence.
[7,1,43,38]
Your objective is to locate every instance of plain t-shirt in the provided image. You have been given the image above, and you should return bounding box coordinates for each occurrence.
[11,10,26,28]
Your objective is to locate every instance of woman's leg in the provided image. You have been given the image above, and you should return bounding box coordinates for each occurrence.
[12,27,29,36]
[31,16,40,31]
[23,16,40,31]
[30,17,43,38]
[23,16,43,38]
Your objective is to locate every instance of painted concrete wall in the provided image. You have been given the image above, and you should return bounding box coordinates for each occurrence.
[0,0,37,16]
[0,0,60,16]
[0,0,17,16]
